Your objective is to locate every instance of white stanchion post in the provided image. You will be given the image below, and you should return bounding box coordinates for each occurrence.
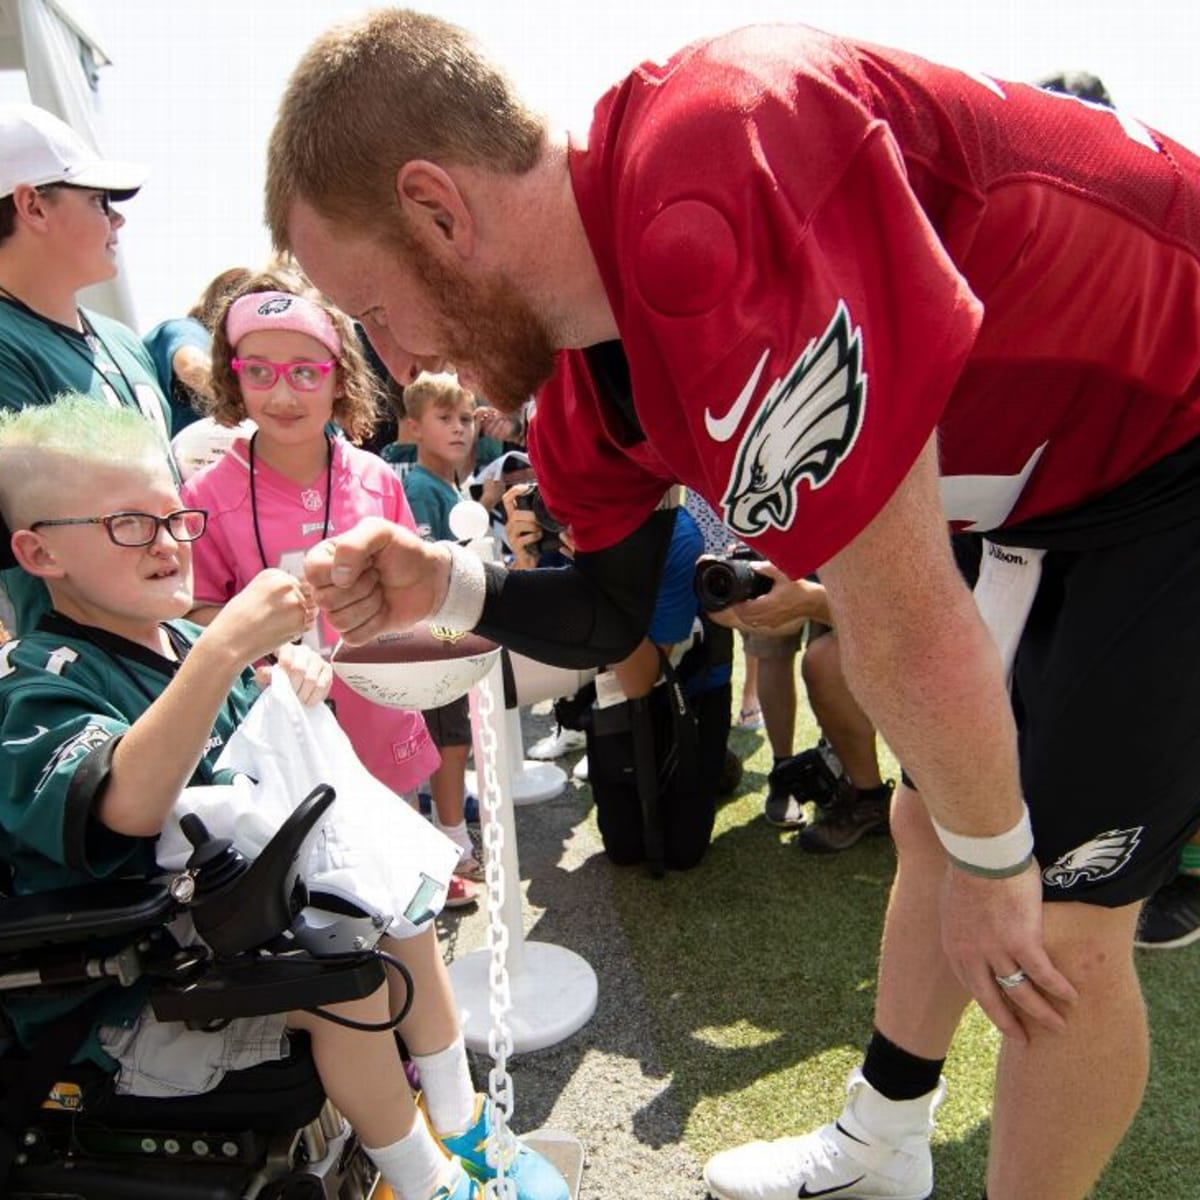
[449,653,598,1053]
[500,703,568,807]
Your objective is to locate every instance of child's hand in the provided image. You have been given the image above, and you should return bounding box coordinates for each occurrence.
[477,478,506,512]
[476,405,522,442]
[207,569,317,665]
[259,642,333,706]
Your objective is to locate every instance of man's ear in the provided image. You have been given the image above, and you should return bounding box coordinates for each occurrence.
[394,161,475,260]
[10,529,66,579]
[9,183,54,231]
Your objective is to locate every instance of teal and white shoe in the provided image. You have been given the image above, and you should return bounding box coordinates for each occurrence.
[431,1158,481,1199]
[438,1095,569,1200]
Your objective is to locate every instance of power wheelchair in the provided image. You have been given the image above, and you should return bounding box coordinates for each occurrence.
[0,784,404,1200]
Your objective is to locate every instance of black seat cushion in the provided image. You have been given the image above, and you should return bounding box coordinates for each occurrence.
[69,1033,324,1134]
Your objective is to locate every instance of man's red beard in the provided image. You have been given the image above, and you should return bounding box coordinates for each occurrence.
[397,228,558,412]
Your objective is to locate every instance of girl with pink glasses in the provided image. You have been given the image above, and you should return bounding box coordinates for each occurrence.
[180,273,474,916]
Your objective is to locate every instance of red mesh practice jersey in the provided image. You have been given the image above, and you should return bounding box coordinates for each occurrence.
[527,25,1200,575]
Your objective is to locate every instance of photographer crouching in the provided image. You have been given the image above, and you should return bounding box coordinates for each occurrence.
[503,483,737,875]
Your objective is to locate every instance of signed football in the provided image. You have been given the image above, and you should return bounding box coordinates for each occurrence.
[331,625,500,710]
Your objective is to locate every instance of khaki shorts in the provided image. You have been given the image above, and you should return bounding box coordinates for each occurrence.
[99,1006,289,1098]
[741,628,803,659]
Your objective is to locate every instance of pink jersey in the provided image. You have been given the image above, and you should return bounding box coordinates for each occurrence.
[530,25,1200,577]
[182,437,440,793]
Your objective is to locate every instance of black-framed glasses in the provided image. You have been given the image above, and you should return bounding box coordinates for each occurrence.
[30,508,208,547]
[35,184,114,216]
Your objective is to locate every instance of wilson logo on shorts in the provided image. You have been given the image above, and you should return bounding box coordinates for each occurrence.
[709,301,866,538]
[1042,827,1143,888]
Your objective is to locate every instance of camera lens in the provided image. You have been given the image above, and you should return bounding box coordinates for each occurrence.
[694,558,769,611]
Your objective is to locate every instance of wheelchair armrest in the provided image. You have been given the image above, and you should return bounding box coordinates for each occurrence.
[0,882,174,955]
[149,951,386,1024]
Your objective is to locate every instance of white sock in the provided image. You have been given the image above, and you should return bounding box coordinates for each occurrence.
[847,1068,942,1142]
[365,1114,453,1198]
[414,1034,477,1135]
[433,816,474,857]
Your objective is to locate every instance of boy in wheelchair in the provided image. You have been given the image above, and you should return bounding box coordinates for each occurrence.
[0,397,567,1200]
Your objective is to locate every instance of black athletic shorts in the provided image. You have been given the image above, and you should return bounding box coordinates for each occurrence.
[421,694,471,749]
[907,521,1200,907]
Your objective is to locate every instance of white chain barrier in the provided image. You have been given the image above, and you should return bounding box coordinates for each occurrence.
[475,672,518,1200]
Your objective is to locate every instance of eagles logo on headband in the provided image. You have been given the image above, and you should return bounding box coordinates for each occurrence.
[225,291,343,357]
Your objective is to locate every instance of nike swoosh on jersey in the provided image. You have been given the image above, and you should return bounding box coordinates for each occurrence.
[3,725,50,746]
[704,349,771,443]
[797,1179,865,1197]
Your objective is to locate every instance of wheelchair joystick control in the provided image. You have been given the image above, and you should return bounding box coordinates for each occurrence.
[179,813,249,895]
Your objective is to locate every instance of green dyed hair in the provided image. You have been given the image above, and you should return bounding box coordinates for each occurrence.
[0,394,171,528]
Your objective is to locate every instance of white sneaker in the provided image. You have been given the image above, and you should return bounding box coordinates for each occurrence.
[527,726,587,761]
[572,755,589,782]
[703,1070,941,1200]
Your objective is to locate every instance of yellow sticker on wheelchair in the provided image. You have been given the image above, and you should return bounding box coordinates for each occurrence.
[42,1081,83,1111]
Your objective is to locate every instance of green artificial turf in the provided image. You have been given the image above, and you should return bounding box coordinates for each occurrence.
[604,649,1200,1198]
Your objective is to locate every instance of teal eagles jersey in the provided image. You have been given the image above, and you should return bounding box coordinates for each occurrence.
[402,463,462,542]
[0,300,174,636]
[0,616,256,893]
[0,615,258,1065]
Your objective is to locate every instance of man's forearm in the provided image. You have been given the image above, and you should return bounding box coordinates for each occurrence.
[474,508,676,668]
[836,580,1024,837]
[475,560,645,667]
[819,437,1025,841]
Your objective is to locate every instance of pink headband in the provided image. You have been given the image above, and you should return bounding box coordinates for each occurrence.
[225,291,343,357]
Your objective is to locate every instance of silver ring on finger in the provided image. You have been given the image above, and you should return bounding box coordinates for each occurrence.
[994,969,1029,990]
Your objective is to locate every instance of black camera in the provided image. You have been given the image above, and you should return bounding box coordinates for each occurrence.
[513,484,565,557]
[693,554,773,612]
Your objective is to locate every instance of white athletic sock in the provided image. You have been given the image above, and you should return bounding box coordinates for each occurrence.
[414,1034,477,1135]
[365,1114,453,1198]
[433,816,474,858]
[847,1068,942,1143]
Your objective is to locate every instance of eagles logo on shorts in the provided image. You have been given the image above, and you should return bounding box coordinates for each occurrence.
[1042,828,1143,889]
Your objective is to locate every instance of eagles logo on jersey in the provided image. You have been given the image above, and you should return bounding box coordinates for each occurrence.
[35,720,114,795]
[717,302,867,538]
[1042,827,1143,889]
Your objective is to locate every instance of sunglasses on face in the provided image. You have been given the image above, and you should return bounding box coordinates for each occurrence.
[231,358,336,392]
[29,508,208,548]
[36,184,115,216]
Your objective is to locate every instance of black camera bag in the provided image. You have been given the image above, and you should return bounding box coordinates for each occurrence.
[564,623,731,875]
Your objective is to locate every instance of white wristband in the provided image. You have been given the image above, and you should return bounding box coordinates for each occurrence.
[428,542,487,633]
[931,806,1035,879]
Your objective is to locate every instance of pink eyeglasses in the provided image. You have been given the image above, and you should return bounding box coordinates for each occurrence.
[231,357,335,392]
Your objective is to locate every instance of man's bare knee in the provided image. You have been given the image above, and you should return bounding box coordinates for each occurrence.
[890,785,943,866]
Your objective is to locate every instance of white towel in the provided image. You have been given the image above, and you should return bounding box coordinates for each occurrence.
[972,541,1046,686]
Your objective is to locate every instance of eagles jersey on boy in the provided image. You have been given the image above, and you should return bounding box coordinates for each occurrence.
[0,616,255,894]
[528,24,1200,578]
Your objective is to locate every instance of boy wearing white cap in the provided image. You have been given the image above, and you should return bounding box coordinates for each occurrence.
[0,102,170,636]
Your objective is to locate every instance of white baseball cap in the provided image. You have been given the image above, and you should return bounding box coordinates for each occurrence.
[0,103,147,201]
